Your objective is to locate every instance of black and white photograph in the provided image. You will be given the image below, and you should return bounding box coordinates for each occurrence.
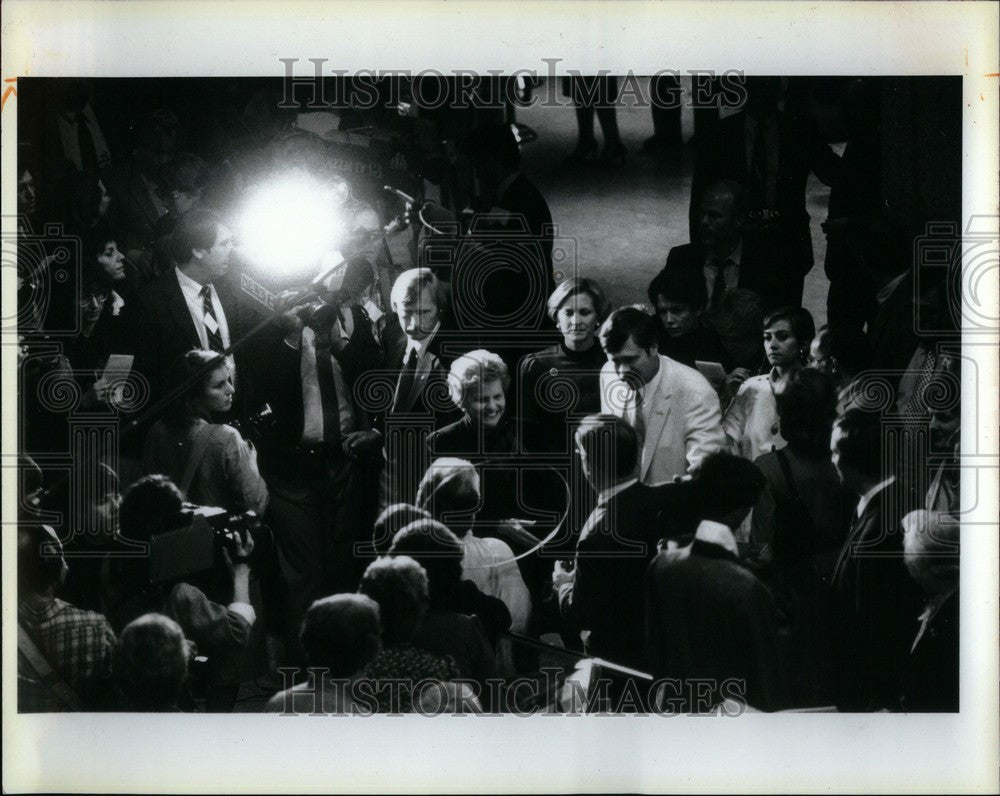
[4,1,998,792]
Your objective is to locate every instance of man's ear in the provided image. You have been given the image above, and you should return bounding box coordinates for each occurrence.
[191,247,206,261]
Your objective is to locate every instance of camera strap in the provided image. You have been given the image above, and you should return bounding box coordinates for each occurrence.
[17,620,82,711]
[178,424,223,498]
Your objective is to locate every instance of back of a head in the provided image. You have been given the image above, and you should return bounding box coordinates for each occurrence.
[17,524,64,598]
[172,209,221,267]
[415,458,480,526]
[358,556,430,646]
[372,504,432,557]
[574,414,640,485]
[776,368,838,458]
[696,452,766,523]
[599,306,659,353]
[116,613,189,711]
[300,593,382,678]
[388,519,463,608]
[647,266,708,312]
[832,408,885,482]
[119,474,184,542]
[819,323,871,377]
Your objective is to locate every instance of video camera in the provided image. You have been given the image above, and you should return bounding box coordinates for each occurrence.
[147,504,261,584]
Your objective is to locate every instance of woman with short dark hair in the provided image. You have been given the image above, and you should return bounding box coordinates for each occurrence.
[723,306,816,462]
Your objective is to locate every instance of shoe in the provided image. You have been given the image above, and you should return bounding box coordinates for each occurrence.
[563,139,599,166]
[601,141,627,167]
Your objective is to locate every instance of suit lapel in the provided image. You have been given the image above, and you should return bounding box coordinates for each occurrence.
[165,270,201,348]
[832,503,875,586]
[641,358,672,481]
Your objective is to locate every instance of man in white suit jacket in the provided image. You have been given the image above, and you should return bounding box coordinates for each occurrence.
[599,307,724,485]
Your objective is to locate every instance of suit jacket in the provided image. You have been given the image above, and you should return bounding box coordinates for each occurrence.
[558,480,698,672]
[122,267,248,406]
[600,355,725,486]
[251,305,382,472]
[645,532,786,711]
[689,110,840,293]
[830,480,925,711]
[662,242,782,313]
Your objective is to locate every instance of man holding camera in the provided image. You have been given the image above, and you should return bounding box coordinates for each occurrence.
[252,292,383,665]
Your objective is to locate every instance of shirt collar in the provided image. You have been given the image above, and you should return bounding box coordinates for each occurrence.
[176,266,211,299]
[405,321,441,360]
[856,475,896,518]
[694,519,739,557]
[706,238,743,269]
[598,476,638,506]
[109,290,125,316]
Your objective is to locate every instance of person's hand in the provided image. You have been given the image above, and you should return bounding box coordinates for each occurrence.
[342,429,381,458]
[552,560,575,591]
[82,378,111,409]
[723,367,751,400]
[273,289,303,318]
[231,529,255,562]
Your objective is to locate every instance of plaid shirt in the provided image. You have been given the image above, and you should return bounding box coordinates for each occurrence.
[18,597,116,712]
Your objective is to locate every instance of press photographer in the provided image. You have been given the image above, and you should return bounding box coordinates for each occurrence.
[104,475,259,711]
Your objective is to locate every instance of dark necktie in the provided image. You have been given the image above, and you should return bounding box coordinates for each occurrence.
[392,347,418,413]
[199,284,225,354]
[314,340,341,446]
[710,262,729,310]
[77,113,99,174]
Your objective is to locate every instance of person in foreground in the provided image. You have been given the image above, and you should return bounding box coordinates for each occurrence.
[645,452,786,712]
[264,594,383,715]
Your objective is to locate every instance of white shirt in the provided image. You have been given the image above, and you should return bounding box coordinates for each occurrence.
[856,475,896,519]
[461,531,532,634]
[693,519,740,558]
[175,267,235,378]
[298,326,357,446]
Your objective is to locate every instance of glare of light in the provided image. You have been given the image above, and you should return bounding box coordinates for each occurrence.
[238,172,347,280]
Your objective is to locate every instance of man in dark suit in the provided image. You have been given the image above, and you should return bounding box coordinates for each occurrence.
[666,179,781,313]
[689,78,841,308]
[252,299,383,663]
[830,409,925,711]
[372,268,461,508]
[552,414,697,701]
[645,452,786,713]
[123,209,245,407]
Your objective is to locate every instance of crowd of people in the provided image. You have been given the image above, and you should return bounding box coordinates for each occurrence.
[17,76,960,714]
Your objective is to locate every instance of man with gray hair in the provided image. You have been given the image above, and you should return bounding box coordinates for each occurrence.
[553,414,697,690]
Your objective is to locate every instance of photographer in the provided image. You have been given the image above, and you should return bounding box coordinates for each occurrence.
[251,293,383,665]
[105,474,257,712]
